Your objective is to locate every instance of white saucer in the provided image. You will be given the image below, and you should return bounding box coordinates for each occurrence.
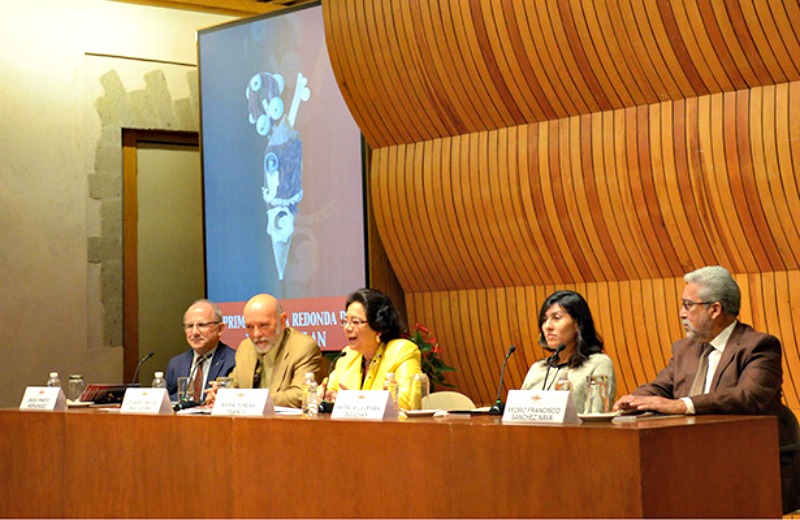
[404,409,440,418]
[578,412,620,422]
[67,400,92,408]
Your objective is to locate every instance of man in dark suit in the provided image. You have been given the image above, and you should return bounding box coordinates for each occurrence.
[166,299,236,403]
[614,265,798,513]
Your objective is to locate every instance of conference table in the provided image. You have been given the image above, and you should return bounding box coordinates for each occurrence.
[0,408,782,518]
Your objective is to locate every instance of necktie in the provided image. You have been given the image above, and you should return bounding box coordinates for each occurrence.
[253,355,263,389]
[688,343,714,396]
[192,356,206,402]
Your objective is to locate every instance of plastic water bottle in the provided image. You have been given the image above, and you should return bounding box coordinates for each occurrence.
[554,371,572,391]
[302,372,318,417]
[46,372,61,388]
[384,372,399,410]
[151,371,167,389]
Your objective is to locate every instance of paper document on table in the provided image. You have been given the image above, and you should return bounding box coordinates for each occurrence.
[275,406,302,415]
[176,406,212,415]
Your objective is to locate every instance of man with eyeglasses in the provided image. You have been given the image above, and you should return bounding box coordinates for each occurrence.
[165,299,236,403]
[206,293,321,408]
[613,265,799,513]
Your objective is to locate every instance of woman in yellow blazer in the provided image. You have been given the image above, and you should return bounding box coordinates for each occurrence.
[324,288,421,410]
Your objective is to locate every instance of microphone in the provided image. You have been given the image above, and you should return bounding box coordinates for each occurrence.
[130,351,155,385]
[488,345,517,415]
[319,350,348,414]
[542,344,565,390]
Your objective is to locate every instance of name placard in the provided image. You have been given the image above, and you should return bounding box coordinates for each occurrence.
[502,390,579,424]
[211,388,275,416]
[120,388,173,414]
[20,387,67,411]
[331,390,397,421]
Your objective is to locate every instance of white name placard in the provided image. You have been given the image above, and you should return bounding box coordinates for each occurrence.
[502,390,579,424]
[120,388,173,414]
[20,387,67,411]
[211,388,275,416]
[331,390,397,421]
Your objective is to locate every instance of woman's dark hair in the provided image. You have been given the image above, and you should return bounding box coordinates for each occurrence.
[537,290,604,368]
[346,288,405,342]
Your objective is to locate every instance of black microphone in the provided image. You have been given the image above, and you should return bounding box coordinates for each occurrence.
[130,351,155,385]
[319,350,348,414]
[488,345,517,415]
[542,344,566,390]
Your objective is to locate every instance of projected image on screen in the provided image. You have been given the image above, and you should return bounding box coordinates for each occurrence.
[199,3,365,350]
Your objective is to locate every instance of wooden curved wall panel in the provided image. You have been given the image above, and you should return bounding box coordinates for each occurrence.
[324,1,800,411]
[325,0,800,148]
[373,84,800,291]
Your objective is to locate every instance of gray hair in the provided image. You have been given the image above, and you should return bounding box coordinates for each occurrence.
[684,266,740,316]
[191,299,223,321]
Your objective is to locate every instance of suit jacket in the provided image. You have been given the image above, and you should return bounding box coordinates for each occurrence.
[165,342,236,402]
[326,338,422,410]
[633,322,783,417]
[230,327,322,408]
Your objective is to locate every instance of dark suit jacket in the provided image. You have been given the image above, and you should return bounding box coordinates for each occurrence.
[634,321,783,418]
[165,342,236,402]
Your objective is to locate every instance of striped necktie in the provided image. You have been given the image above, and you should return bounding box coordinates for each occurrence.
[192,355,207,402]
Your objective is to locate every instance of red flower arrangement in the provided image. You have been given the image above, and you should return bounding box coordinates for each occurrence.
[406,323,456,391]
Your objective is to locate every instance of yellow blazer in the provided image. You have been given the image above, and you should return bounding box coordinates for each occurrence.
[327,338,421,410]
[230,327,322,407]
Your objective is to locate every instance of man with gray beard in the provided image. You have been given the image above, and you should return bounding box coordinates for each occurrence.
[613,265,798,513]
[206,293,321,408]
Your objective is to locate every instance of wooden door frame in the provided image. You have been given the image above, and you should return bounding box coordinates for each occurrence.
[122,129,199,383]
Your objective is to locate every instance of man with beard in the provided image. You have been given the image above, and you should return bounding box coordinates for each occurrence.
[207,293,321,408]
[613,265,798,513]
[166,299,236,403]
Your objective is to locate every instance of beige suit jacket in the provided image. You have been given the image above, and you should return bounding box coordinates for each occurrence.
[231,327,322,407]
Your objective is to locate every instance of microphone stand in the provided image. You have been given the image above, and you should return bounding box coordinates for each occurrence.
[130,351,155,386]
[319,350,348,414]
[489,345,517,415]
[541,344,565,390]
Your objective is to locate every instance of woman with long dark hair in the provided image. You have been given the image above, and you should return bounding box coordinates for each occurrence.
[521,290,616,413]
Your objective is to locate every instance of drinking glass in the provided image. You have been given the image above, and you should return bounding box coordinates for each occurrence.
[67,374,85,402]
[177,376,192,402]
[410,373,430,410]
[585,375,610,414]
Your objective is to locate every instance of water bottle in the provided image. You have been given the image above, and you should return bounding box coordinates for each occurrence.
[302,372,318,417]
[67,374,85,401]
[384,372,399,410]
[46,372,61,388]
[554,371,572,391]
[151,371,167,389]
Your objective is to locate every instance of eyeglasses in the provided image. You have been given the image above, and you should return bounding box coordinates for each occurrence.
[340,318,367,327]
[183,321,221,331]
[680,300,714,311]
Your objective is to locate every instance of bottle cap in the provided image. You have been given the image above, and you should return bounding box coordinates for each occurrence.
[154,371,164,377]
[49,372,58,378]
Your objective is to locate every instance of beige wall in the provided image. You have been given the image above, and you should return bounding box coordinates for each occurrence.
[0,0,234,407]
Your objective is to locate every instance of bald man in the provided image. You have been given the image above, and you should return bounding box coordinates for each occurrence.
[209,293,321,408]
